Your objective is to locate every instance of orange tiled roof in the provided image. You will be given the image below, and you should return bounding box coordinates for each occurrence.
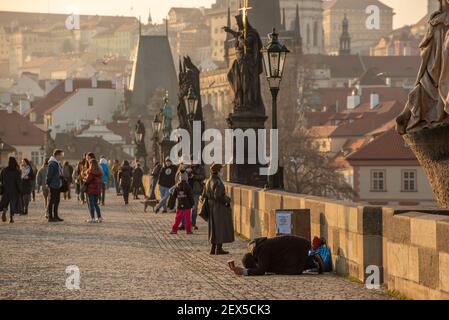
[0,110,45,146]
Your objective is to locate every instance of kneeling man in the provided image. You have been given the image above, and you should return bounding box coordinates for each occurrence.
[230,235,326,276]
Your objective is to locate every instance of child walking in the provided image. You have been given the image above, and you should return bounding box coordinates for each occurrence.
[170,171,194,235]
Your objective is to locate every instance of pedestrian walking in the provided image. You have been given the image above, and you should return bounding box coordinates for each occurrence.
[111,159,121,195]
[149,160,161,200]
[118,160,132,205]
[36,159,49,215]
[99,156,109,206]
[180,163,205,231]
[155,157,177,213]
[46,149,64,222]
[20,158,34,215]
[170,171,194,235]
[85,159,103,223]
[30,161,37,202]
[132,162,145,200]
[62,161,73,200]
[73,160,85,204]
[202,163,234,255]
[0,157,22,223]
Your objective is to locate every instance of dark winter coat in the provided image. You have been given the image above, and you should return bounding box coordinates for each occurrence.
[246,236,312,276]
[202,173,234,245]
[118,165,133,188]
[190,165,205,194]
[21,165,34,195]
[132,167,144,188]
[85,171,102,196]
[0,167,22,213]
[46,157,62,190]
[158,164,177,188]
[171,180,194,210]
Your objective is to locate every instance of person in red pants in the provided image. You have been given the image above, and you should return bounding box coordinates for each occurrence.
[170,171,194,235]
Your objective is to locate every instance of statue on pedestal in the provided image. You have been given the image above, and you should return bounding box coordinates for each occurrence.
[224,14,265,115]
[135,119,148,170]
[223,12,268,188]
[162,96,173,141]
[396,0,449,207]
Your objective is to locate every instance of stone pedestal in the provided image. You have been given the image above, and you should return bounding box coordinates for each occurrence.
[159,139,176,163]
[227,111,268,188]
[403,124,449,208]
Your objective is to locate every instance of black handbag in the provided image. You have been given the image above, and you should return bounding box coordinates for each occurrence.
[198,197,210,222]
[59,177,69,193]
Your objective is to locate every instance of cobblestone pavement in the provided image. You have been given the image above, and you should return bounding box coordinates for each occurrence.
[0,191,393,300]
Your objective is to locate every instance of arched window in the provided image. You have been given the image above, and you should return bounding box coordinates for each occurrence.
[313,21,319,47]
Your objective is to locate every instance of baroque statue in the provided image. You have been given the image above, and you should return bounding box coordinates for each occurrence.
[177,56,203,131]
[397,0,449,134]
[396,0,449,208]
[224,13,265,115]
[162,95,173,141]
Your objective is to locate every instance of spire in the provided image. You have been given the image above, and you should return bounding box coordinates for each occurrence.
[147,9,152,25]
[282,7,286,30]
[339,14,351,55]
[294,4,303,54]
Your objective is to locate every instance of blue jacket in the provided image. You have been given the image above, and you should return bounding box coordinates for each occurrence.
[100,162,109,184]
[46,157,62,189]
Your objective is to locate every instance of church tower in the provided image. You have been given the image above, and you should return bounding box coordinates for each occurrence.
[280,0,323,54]
[339,14,351,55]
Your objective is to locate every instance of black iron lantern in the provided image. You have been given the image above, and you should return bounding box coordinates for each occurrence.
[152,113,162,134]
[261,28,290,89]
[184,85,198,119]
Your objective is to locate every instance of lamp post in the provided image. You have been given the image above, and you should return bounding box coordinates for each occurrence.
[183,85,199,160]
[152,113,162,163]
[261,28,290,189]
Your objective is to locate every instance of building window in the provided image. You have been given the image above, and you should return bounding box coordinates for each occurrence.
[402,170,417,192]
[88,97,94,106]
[371,170,386,192]
[31,151,40,165]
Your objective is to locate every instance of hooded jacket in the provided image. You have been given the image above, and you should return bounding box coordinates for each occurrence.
[46,156,62,189]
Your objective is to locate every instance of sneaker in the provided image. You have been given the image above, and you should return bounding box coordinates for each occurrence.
[97,217,103,223]
[54,217,64,222]
[194,226,199,230]
[1,210,6,222]
[155,207,160,214]
[169,231,177,235]
[179,226,185,231]
[87,219,95,223]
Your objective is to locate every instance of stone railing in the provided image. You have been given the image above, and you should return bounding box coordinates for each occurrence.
[143,176,449,299]
[225,183,449,299]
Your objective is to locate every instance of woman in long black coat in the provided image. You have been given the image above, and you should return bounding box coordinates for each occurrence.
[0,157,22,223]
[202,164,235,255]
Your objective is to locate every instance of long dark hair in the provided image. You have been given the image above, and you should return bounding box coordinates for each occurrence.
[7,157,19,170]
[89,159,101,175]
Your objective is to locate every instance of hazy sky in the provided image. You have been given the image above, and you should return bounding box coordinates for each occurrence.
[0,0,428,29]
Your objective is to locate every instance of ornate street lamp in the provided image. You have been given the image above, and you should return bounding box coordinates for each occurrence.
[184,85,198,126]
[152,113,162,163]
[261,28,290,189]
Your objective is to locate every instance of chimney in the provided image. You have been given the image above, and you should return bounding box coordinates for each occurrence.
[370,93,380,109]
[91,76,98,88]
[65,79,73,93]
[347,90,360,110]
